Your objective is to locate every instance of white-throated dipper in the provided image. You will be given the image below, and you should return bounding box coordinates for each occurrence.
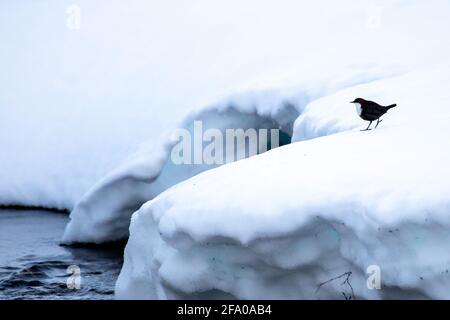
[350,98,397,131]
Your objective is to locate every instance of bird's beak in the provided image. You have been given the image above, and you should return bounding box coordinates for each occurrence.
[350,101,354,103]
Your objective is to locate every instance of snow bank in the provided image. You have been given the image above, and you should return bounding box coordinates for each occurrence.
[62,64,397,244]
[116,67,450,299]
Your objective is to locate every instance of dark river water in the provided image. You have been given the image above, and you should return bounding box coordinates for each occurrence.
[0,209,123,300]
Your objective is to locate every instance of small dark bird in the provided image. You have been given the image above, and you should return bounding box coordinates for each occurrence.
[350,98,397,131]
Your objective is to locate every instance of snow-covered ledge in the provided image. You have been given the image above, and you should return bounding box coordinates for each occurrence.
[116,68,450,299]
[62,65,394,245]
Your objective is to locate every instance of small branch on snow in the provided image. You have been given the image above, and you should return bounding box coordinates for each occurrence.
[316,271,355,300]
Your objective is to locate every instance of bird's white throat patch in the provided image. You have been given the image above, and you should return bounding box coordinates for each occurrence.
[354,103,362,116]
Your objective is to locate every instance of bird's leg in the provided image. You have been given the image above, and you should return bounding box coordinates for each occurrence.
[361,121,372,131]
[375,118,383,129]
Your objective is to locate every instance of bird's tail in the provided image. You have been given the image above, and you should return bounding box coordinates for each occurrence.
[386,104,397,109]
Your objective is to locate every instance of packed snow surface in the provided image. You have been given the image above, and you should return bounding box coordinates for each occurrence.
[116,68,450,299]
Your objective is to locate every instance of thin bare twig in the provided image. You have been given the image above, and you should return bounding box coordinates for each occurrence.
[316,271,355,300]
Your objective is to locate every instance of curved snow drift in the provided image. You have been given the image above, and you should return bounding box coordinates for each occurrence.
[116,68,450,299]
[62,100,299,244]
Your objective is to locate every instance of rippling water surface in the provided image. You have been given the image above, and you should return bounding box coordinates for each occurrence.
[0,209,123,300]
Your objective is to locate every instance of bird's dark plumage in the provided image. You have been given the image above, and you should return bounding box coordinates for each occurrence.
[350,98,397,131]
